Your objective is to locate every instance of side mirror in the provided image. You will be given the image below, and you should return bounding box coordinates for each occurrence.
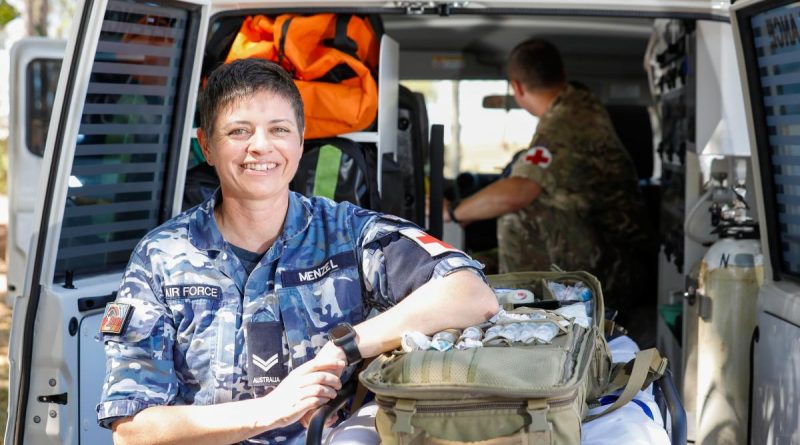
[482,95,520,110]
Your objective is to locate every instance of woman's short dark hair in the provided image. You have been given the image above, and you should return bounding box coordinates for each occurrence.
[507,39,566,90]
[198,58,305,138]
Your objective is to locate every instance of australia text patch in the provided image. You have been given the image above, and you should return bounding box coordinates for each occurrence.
[400,228,462,257]
[282,251,357,287]
[163,284,222,300]
[245,321,287,387]
[100,302,133,335]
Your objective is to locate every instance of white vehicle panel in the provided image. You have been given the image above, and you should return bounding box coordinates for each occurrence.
[7,38,66,305]
[6,0,211,442]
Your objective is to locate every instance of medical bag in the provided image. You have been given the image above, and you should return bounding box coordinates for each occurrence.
[359,271,667,445]
[226,13,380,139]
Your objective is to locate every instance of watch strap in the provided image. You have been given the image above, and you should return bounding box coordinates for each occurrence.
[338,336,362,365]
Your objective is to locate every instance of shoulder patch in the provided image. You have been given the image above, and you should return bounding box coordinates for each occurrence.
[100,302,133,335]
[400,228,463,257]
[523,146,553,169]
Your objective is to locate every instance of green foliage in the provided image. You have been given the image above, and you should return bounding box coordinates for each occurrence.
[0,0,19,28]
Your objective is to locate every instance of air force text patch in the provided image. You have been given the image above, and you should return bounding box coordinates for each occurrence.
[163,284,222,300]
[400,228,462,257]
[100,302,133,335]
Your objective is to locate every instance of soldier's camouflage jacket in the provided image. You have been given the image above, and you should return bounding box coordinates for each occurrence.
[498,84,653,307]
[96,190,482,444]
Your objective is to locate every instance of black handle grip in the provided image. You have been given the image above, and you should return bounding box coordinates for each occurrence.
[305,380,357,445]
[428,124,445,239]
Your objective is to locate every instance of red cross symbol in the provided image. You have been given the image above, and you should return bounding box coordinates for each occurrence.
[525,147,551,166]
[416,233,454,250]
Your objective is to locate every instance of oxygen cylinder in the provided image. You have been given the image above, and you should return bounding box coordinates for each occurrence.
[695,224,763,445]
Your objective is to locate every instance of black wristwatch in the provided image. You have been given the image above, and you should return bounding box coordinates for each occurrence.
[447,200,461,224]
[329,322,362,365]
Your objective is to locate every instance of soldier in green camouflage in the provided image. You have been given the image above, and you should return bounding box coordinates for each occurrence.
[445,39,653,318]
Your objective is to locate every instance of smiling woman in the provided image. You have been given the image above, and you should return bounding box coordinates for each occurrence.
[95,58,498,445]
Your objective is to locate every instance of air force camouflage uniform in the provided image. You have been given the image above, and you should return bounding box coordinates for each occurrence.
[96,190,482,444]
[498,84,652,309]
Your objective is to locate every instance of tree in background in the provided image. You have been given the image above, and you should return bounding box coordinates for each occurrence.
[0,0,19,29]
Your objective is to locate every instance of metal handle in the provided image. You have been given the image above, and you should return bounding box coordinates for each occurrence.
[656,368,687,445]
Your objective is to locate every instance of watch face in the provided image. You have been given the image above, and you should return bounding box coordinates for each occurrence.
[330,323,353,340]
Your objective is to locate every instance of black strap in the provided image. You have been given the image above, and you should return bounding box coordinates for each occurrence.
[278,16,294,66]
[203,17,246,77]
[322,14,359,59]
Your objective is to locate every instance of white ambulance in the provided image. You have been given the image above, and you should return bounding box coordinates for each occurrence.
[5,0,799,443]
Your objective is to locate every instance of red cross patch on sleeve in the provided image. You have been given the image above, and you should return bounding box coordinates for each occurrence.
[99,302,133,335]
[400,228,463,257]
[523,146,553,169]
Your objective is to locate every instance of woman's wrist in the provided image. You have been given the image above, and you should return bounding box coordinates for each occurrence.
[447,200,461,224]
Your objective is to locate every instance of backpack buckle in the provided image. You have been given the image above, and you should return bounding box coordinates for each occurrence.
[526,400,551,432]
[392,399,417,435]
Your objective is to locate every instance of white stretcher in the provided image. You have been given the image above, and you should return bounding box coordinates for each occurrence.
[317,335,684,445]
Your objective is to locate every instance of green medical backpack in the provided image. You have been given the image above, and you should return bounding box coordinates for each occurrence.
[359,271,666,445]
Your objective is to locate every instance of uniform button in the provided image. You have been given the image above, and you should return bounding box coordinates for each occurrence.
[222,253,227,260]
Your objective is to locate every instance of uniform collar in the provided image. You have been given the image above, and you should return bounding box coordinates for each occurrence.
[541,84,574,121]
[188,189,313,254]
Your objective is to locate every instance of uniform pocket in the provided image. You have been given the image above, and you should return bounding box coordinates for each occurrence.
[279,254,364,331]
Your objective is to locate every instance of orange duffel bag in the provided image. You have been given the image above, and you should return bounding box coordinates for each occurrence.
[226,14,380,139]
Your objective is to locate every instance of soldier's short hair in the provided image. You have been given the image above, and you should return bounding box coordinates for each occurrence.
[507,39,566,90]
[198,58,305,138]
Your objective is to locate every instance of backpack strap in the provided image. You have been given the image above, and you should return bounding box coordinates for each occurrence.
[585,348,667,422]
[349,356,375,413]
[333,15,358,58]
[312,144,343,200]
[277,16,295,68]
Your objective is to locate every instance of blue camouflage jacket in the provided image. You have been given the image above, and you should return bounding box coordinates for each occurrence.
[96,190,482,444]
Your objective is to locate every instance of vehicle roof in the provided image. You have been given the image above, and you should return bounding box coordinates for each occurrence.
[209,0,732,18]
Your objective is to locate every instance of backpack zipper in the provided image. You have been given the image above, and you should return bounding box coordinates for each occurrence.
[377,391,578,414]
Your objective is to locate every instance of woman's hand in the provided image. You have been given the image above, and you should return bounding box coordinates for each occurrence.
[297,341,348,428]
[261,354,345,429]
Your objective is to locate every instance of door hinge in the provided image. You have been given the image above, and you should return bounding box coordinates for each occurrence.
[37,393,68,405]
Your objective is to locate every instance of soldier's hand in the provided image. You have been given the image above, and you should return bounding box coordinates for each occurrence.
[262,355,344,429]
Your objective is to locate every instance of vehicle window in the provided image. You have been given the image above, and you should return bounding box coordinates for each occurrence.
[741,3,800,280]
[26,58,62,156]
[55,0,195,279]
[402,80,538,176]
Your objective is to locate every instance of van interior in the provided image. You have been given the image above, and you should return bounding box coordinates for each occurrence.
[10,2,778,443]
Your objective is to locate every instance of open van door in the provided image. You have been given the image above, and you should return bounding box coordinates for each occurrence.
[4,0,209,442]
[8,38,65,307]
[731,0,800,442]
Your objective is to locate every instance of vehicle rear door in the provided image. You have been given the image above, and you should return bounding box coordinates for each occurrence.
[5,0,209,443]
[7,38,65,306]
[731,0,800,441]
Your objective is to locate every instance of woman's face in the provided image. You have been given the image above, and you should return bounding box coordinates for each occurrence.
[199,89,303,202]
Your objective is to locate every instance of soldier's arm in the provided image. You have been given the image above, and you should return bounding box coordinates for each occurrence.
[110,356,344,445]
[314,213,499,363]
[445,177,541,224]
